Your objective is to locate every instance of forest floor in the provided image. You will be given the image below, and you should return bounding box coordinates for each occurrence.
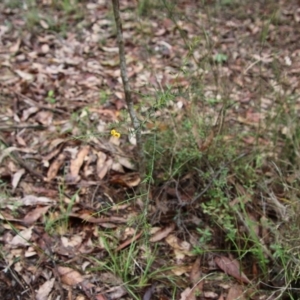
[1,0,300,299]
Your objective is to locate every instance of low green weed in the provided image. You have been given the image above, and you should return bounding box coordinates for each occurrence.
[44,187,78,235]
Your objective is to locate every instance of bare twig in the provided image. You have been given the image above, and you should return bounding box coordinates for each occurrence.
[111,0,145,179]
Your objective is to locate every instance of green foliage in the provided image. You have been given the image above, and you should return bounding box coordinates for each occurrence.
[213,53,228,64]
[137,0,151,16]
[51,0,78,14]
[45,187,78,235]
[90,234,173,300]
[3,0,23,9]
[24,7,41,31]
[137,0,162,16]
[46,90,56,104]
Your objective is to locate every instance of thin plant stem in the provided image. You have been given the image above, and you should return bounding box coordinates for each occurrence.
[111,0,145,180]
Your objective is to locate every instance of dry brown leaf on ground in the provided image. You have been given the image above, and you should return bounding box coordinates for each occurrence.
[11,168,25,191]
[218,293,225,300]
[36,278,55,300]
[180,287,196,300]
[42,147,64,168]
[166,234,194,258]
[0,147,36,164]
[42,138,65,156]
[61,234,83,248]
[116,155,136,170]
[193,281,204,298]
[171,265,192,276]
[35,110,53,125]
[21,195,55,206]
[111,161,125,173]
[214,256,250,284]
[29,186,58,198]
[110,172,141,187]
[143,283,157,300]
[150,223,176,242]
[105,285,127,299]
[188,258,204,298]
[9,226,33,247]
[15,69,34,82]
[23,206,50,225]
[9,38,21,53]
[110,136,121,146]
[204,291,219,298]
[46,152,66,181]
[97,152,112,179]
[0,211,22,223]
[226,284,245,300]
[15,135,27,147]
[99,272,123,285]
[183,279,204,300]
[66,145,90,183]
[57,266,84,286]
[95,294,107,300]
[190,257,201,284]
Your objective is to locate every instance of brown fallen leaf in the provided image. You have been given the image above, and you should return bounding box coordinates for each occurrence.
[36,278,55,300]
[15,135,27,147]
[95,294,107,300]
[203,291,218,298]
[0,147,36,164]
[192,281,204,299]
[150,223,176,242]
[46,152,66,181]
[21,107,39,121]
[30,186,58,198]
[116,155,136,170]
[217,293,225,300]
[61,234,83,248]
[165,234,192,254]
[66,146,90,183]
[35,110,53,126]
[143,283,157,300]
[171,265,192,276]
[183,279,204,300]
[9,227,33,247]
[226,284,245,300]
[23,206,50,225]
[9,38,21,53]
[110,172,141,187]
[180,288,195,300]
[15,69,34,82]
[21,195,55,206]
[97,152,112,179]
[11,168,25,191]
[57,266,84,286]
[106,285,127,299]
[190,257,201,284]
[214,256,250,284]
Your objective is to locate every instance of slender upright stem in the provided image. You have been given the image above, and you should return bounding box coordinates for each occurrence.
[111,0,145,179]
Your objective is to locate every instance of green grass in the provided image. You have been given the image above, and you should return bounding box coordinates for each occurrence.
[87,225,178,299]
[44,186,78,235]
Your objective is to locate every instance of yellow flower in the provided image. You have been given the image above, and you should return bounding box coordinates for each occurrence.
[111,129,121,138]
